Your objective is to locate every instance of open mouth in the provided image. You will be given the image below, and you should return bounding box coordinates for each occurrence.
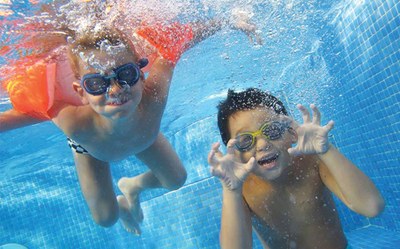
[257,153,279,169]
[106,97,129,106]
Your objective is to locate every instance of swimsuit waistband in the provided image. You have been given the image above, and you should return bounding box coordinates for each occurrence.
[67,137,89,155]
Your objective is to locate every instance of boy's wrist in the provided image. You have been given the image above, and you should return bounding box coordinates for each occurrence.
[221,180,243,192]
[318,143,333,157]
[210,17,230,30]
[222,184,243,195]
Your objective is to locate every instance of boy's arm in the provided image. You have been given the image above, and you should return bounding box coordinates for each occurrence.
[0,109,46,132]
[318,146,385,217]
[220,188,253,249]
[142,13,261,101]
[189,18,227,46]
[189,14,262,48]
[208,141,255,249]
[143,57,175,105]
[289,104,384,217]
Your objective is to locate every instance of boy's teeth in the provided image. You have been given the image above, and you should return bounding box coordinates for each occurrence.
[258,154,279,165]
[108,98,125,104]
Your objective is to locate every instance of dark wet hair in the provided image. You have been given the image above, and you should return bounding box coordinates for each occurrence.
[217,88,288,145]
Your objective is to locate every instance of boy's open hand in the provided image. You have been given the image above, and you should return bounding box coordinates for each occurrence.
[208,140,256,191]
[230,9,263,45]
[288,104,334,156]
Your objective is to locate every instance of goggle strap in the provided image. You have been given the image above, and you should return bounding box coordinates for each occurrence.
[138,58,149,69]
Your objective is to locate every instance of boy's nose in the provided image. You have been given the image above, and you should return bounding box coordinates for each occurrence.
[107,80,126,96]
[255,136,272,152]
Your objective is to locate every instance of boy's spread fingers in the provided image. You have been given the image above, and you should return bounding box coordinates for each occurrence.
[256,33,264,45]
[244,157,256,172]
[210,167,217,176]
[210,142,223,158]
[248,35,254,44]
[297,104,311,123]
[207,151,214,163]
[208,150,219,165]
[210,167,224,179]
[311,104,321,124]
[324,120,335,131]
[226,139,237,155]
[211,142,220,150]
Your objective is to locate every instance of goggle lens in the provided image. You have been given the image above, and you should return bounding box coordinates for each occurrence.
[262,122,285,140]
[83,77,109,95]
[236,134,254,151]
[117,65,137,85]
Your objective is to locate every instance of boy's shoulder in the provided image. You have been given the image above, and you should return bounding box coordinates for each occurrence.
[51,103,96,136]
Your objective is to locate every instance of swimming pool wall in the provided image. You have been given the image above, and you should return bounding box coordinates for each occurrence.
[315,0,400,233]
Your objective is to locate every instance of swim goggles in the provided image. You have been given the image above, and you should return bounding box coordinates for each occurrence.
[80,58,149,96]
[235,121,288,152]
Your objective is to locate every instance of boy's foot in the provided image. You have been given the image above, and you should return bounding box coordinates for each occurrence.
[117,195,141,235]
[118,177,144,223]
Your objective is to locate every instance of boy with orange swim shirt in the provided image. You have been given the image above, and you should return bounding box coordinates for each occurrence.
[0,7,261,235]
[208,88,385,248]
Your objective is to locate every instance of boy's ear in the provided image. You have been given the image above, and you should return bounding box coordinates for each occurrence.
[72,81,89,105]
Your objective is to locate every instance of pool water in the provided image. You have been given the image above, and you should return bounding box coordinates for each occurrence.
[1,0,399,248]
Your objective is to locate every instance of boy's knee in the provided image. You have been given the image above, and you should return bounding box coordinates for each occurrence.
[165,169,187,191]
[90,205,119,227]
[92,211,119,227]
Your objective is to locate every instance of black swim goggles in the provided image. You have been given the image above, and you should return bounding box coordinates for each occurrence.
[235,121,288,152]
[80,58,149,96]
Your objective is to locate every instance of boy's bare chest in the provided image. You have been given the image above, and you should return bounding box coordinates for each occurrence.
[243,169,346,248]
[77,114,161,161]
[245,176,325,229]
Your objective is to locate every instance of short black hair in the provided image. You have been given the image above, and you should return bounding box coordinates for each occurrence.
[217,88,288,145]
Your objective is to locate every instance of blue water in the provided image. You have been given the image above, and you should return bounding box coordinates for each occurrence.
[1,0,400,248]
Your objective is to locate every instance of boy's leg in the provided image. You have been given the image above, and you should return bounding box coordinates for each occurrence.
[117,171,160,225]
[136,132,187,190]
[119,132,186,193]
[72,152,119,227]
[116,195,142,234]
[118,132,187,223]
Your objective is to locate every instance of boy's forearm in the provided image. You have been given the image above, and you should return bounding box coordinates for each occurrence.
[190,18,227,47]
[318,145,385,216]
[220,188,252,249]
[0,109,44,132]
